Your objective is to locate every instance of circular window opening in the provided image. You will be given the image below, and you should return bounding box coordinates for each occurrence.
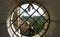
[6,2,50,37]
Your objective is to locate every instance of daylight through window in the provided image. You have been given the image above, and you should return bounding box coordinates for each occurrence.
[6,2,50,37]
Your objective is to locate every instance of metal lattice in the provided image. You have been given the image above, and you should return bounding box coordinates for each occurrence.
[7,2,50,37]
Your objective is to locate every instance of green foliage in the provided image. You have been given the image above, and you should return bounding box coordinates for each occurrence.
[21,16,46,34]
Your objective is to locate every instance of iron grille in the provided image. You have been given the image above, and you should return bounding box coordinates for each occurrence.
[7,2,50,37]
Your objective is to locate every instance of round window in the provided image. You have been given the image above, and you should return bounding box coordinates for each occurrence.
[6,2,50,37]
